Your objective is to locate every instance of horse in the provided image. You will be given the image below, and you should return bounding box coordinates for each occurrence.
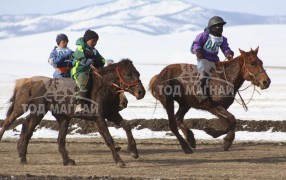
[0,59,145,167]
[149,47,271,154]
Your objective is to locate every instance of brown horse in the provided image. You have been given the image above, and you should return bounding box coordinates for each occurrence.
[0,59,145,167]
[149,47,271,154]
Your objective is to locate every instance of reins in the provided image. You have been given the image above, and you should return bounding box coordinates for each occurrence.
[90,65,140,94]
[222,57,262,111]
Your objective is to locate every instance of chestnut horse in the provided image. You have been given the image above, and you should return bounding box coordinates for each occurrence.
[0,59,145,167]
[149,47,271,154]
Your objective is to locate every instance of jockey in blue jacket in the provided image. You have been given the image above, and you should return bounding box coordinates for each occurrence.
[48,33,74,78]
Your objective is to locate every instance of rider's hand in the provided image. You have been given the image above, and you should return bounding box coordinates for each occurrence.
[196,48,204,59]
[226,54,233,60]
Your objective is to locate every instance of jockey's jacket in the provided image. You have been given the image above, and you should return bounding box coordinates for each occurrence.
[192,31,234,62]
[48,46,73,78]
[71,37,105,80]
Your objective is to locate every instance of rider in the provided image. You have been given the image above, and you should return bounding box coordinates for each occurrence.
[191,16,234,103]
[48,33,74,78]
[71,29,106,113]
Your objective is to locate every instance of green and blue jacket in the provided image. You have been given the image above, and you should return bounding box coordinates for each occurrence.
[71,37,105,80]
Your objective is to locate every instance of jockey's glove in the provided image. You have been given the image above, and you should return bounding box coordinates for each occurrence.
[196,48,204,59]
[226,54,233,60]
[92,58,105,68]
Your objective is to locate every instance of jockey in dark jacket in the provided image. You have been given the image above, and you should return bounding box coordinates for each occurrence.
[71,29,106,113]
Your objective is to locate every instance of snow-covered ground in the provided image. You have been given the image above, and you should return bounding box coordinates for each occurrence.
[0,25,285,141]
[3,124,286,142]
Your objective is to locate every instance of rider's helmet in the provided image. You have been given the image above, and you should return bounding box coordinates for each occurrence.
[207,16,226,37]
[208,16,226,28]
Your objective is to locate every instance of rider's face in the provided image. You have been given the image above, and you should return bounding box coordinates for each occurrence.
[210,24,223,37]
[59,40,68,48]
[86,38,98,48]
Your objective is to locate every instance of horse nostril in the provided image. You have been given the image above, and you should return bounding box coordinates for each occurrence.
[263,80,268,85]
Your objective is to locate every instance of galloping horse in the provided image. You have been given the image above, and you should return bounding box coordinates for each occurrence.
[0,59,145,167]
[149,47,271,154]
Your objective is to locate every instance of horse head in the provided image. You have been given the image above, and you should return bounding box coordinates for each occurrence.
[239,47,271,90]
[116,59,146,99]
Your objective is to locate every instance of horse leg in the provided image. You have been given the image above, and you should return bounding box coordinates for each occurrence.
[163,98,192,154]
[207,106,236,151]
[107,113,139,159]
[18,113,45,164]
[95,118,125,167]
[0,107,25,141]
[175,105,196,148]
[17,115,32,154]
[55,115,75,166]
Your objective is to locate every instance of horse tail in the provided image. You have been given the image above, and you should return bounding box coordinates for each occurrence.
[149,74,159,99]
[6,78,30,117]
[6,83,18,117]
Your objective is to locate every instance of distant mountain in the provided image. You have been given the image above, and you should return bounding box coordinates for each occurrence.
[1,0,286,39]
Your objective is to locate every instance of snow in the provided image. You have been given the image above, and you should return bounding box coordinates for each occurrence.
[3,125,286,143]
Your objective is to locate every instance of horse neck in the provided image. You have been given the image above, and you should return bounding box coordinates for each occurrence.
[94,64,120,85]
[221,56,245,93]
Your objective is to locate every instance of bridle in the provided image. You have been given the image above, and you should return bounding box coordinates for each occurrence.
[222,56,266,111]
[243,56,266,83]
[90,65,141,94]
[115,66,141,90]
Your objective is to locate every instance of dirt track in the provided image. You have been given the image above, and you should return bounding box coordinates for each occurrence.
[0,138,286,180]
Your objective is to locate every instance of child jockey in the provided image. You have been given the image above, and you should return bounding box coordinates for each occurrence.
[48,33,74,78]
[71,29,106,113]
[191,16,234,103]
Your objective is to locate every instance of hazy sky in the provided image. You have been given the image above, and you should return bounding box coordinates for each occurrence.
[0,0,285,16]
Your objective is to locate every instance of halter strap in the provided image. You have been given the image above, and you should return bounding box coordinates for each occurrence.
[243,57,266,81]
[116,66,141,89]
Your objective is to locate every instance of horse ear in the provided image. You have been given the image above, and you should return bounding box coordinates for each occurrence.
[254,46,259,55]
[239,49,246,57]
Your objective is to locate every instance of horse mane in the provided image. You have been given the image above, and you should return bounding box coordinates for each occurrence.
[98,58,133,75]
[216,55,242,67]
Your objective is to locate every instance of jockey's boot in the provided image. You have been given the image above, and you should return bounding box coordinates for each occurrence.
[75,91,87,114]
[75,99,84,114]
[197,75,210,103]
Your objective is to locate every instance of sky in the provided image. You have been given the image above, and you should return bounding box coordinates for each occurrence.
[0,0,286,16]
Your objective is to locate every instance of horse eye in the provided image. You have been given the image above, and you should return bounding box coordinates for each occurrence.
[251,62,256,66]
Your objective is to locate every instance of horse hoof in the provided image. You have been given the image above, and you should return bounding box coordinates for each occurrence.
[115,146,121,152]
[190,143,196,149]
[130,152,139,159]
[64,159,76,166]
[183,148,193,154]
[20,160,27,165]
[223,141,232,151]
[189,140,197,149]
[116,161,126,168]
